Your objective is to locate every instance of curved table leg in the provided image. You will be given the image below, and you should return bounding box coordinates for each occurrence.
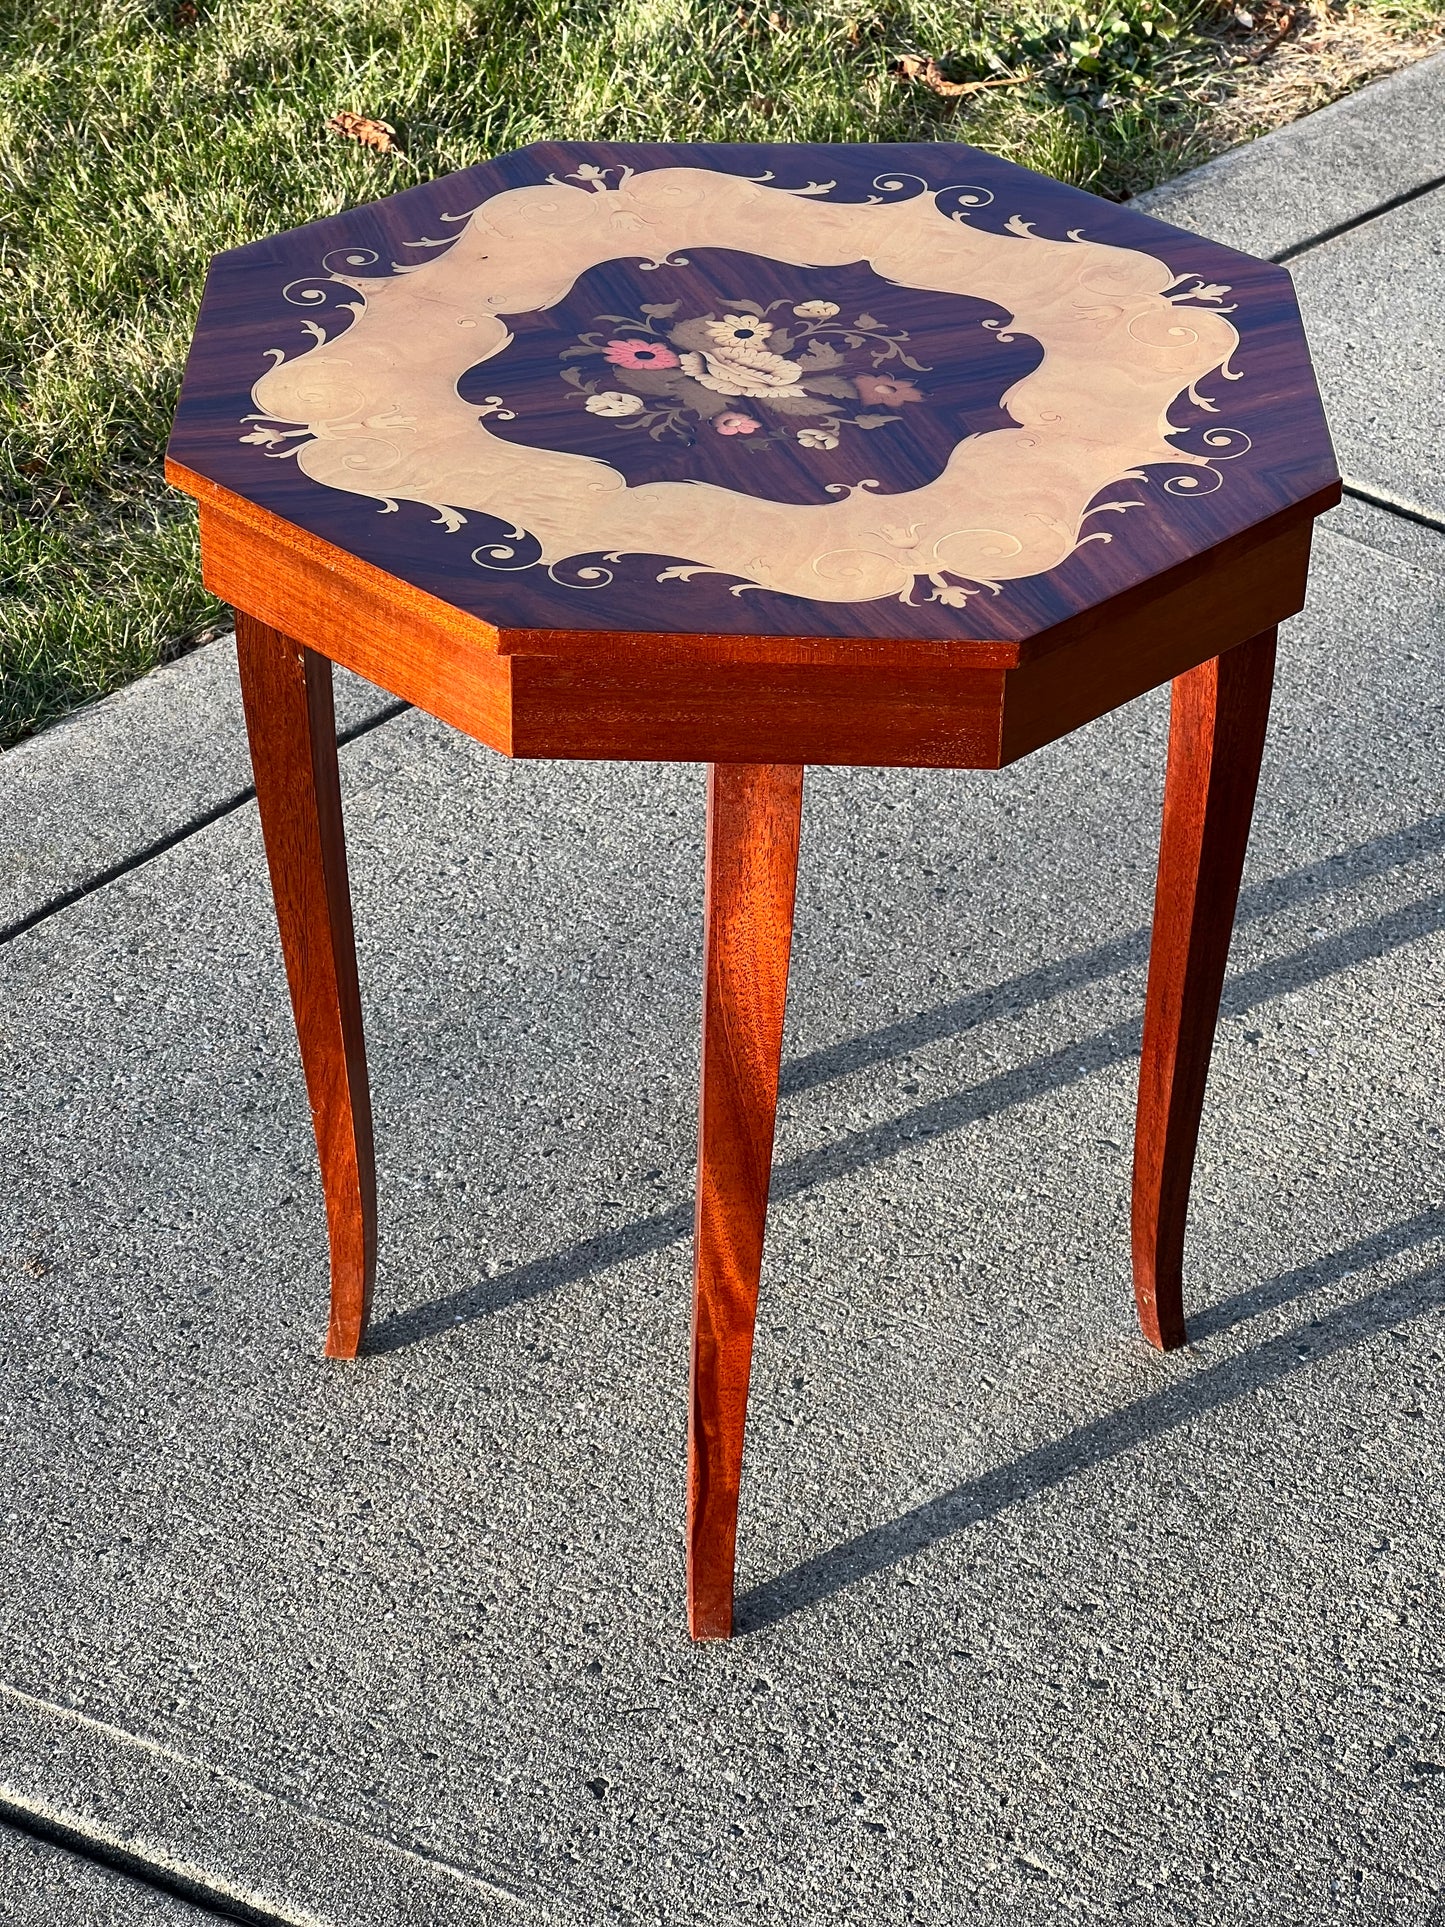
[236,613,377,1360]
[1132,628,1277,1351]
[689,762,804,1639]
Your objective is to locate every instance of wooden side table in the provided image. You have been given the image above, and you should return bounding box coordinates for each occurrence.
[168,140,1339,1638]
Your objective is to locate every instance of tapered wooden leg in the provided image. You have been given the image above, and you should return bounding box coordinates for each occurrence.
[235,613,376,1360]
[689,762,804,1640]
[1132,628,1277,1350]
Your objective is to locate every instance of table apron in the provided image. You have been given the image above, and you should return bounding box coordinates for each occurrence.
[198,504,1313,770]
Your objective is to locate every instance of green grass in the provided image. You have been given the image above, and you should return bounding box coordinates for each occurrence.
[2,0,1439,745]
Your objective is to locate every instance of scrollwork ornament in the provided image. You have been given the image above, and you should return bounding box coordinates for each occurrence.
[1160,424,1252,493]
[1163,466,1225,497]
[242,158,1254,610]
[281,277,336,308]
[1184,426,1252,460]
[548,557,615,588]
[865,172,930,204]
[938,184,997,220]
[322,247,380,274]
[471,527,543,572]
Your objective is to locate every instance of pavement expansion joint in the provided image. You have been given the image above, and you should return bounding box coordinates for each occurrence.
[1271,166,1445,263]
[1341,477,1445,536]
[0,1682,550,1925]
[0,1797,313,1927]
[0,697,409,950]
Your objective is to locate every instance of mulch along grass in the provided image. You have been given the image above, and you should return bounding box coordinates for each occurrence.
[2,0,1440,745]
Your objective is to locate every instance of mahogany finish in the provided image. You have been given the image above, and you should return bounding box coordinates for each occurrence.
[1132,628,1277,1350]
[235,614,377,1359]
[690,763,804,1639]
[169,138,1341,1636]
[185,474,1316,771]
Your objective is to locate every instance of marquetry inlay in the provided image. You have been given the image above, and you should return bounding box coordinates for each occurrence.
[243,160,1246,610]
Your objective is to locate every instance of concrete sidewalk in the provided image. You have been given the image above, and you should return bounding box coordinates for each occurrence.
[1,58,1442,1927]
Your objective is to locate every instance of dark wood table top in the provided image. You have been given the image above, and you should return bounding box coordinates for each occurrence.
[168,140,1338,654]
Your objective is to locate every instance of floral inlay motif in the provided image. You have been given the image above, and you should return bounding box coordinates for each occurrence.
[236,159,1252,611]
[559,297,931,452]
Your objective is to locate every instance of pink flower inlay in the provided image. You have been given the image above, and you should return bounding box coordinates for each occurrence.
[603,338,680,370]
[714,412,760,435]
[854,373,923,406]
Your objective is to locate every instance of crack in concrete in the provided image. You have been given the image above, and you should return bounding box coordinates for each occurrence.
[0,1681,548,1924]
[0,1793,319,1927]
[0,700,409,950]
[1272,167,1445,263]
[1341,478,1445,536]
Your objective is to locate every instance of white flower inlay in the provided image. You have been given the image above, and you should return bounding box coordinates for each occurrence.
[585,390,644,417]
[707,314,773,348]
[247,162,1247,608]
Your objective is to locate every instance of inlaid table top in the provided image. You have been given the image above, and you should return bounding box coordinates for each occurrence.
[167,139,1337,657]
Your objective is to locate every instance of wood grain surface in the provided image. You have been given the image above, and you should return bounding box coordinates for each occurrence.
[690,763,804,1639]
[189,468,1320,770]
[235,614,377,1358]
[168,139,1338,649]
[174,138,1343,1637]
[1132,628,1278,1350]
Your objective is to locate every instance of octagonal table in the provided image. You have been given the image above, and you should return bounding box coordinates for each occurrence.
[168,139,1339,1638]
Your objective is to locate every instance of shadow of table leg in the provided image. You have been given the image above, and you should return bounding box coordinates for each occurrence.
[689,762,804,1639]
[236,612,377,1360]
[1133,627,1277,1351]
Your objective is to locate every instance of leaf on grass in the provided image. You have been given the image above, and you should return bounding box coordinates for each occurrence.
[327,111,400,156]
[888,55,1027,98]
[173,0,198,25]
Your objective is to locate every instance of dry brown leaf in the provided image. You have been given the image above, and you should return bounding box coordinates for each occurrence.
[888,55,1025,97]
[1248,6,1299,60]
[173,1,198,25]
[327,111,400,156]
